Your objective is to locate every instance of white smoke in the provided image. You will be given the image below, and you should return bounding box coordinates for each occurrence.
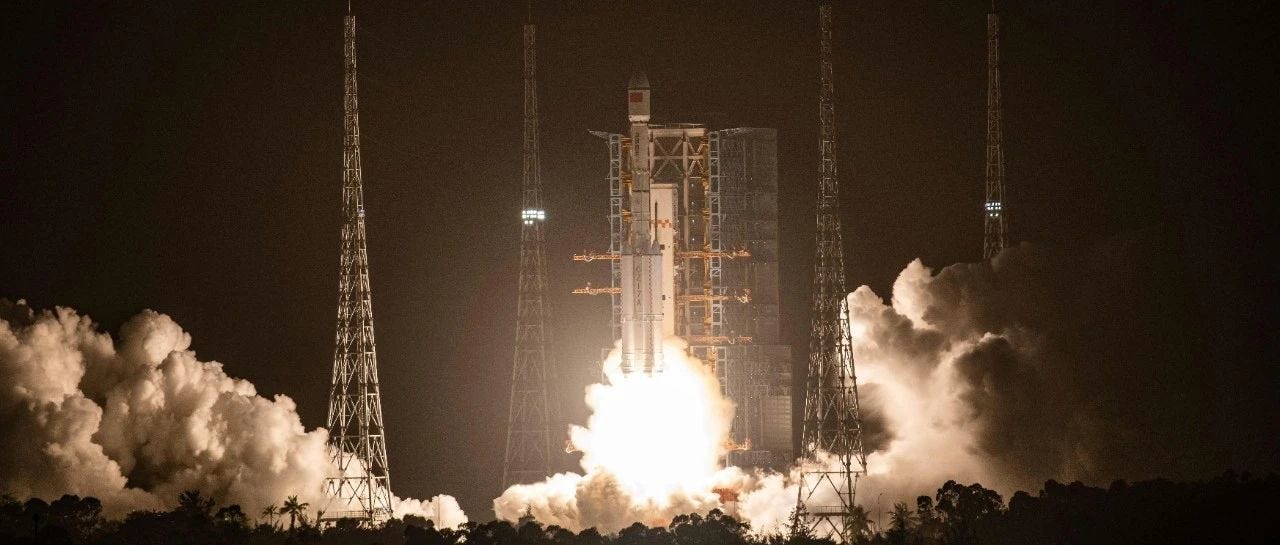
[392,494,468,528]
[844,260,1008,508]
[499,240,1211,535]
[842,238,1222,513]
[0,299,465,527]
[492,337,842,536]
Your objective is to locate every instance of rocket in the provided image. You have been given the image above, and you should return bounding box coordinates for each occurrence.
[619,72,676,375]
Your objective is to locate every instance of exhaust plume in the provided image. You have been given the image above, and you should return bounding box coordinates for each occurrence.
[495,339,738,532]
[852,235,1225,508]
[495,339,823,535]
[497,234,1229,535]
[0,299,465,526]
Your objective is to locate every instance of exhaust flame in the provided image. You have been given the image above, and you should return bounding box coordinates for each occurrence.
[497,338,823,535]
[572,339,734,502]
[496,338,739,531]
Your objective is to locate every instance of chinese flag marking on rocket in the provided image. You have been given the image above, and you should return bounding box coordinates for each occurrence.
[629,92,644,103]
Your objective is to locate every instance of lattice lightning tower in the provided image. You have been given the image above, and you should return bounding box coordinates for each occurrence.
[983,6,1008,259]
[796,3,868,542]
[324,10,393,526]
[502,14,554,489]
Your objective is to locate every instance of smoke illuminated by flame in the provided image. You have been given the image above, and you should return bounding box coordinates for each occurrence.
[495,337,830,535]
[571,340,734,503]
[0,243,1209,534]
[495,338,751,531]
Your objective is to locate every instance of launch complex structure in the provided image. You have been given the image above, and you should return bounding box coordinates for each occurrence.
[314,0,1012,534]
[323,8,394,527]
[984,7,1010,259]
[571,76,794,468]
[793,3,868,541]
[503,11,556,491]
[535,2,1014,535]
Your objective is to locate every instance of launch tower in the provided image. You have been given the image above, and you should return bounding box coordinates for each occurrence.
[323,10,394,526]
[578,76,792,468]
[983,5,1008,259]
[503,15,555,489]
[796,3,869,541]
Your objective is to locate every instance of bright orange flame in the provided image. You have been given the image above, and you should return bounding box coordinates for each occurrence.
[570,339,734,504]
[495,338,746,531]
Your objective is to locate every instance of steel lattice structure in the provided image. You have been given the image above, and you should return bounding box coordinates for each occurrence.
[323,12,393,526]
[796,3,868,542]
[502,20,554,489]
[583,126,792,468]
[983,9,1008,259]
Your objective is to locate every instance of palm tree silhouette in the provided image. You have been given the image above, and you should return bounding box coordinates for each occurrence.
[890,502,917,532]
[848,505,873,538]
[260,504,279,528]
[281,496,309,531]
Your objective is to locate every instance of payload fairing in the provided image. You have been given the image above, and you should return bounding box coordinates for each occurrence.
[619,72,676,375]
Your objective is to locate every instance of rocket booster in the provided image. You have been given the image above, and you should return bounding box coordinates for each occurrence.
[620,72,676,375]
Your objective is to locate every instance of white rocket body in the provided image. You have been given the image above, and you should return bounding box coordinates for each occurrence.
[620,73,676,375]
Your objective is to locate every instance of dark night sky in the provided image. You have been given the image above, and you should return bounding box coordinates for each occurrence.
[2,1,1273,518]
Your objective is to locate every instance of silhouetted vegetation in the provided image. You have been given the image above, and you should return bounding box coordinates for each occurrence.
[2,472,1275,545]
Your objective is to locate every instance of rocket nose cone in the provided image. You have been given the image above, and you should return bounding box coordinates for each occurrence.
[629,72,650,90]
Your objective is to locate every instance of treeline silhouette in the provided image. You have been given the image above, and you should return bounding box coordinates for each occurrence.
[2,472,1274,545]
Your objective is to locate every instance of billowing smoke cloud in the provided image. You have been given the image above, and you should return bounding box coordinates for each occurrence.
[0,300,465,526]
[393,494,468,528]
[493,341,861,536]
[497,233,1228,536]
[851,234,1223,507]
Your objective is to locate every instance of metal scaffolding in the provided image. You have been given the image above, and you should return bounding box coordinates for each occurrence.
[983,9,1009,259]
[796,3,868,542]
[324,11,394,527]
[503,19,555,490]
[584,119,790,468]
[715,129,792,468]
